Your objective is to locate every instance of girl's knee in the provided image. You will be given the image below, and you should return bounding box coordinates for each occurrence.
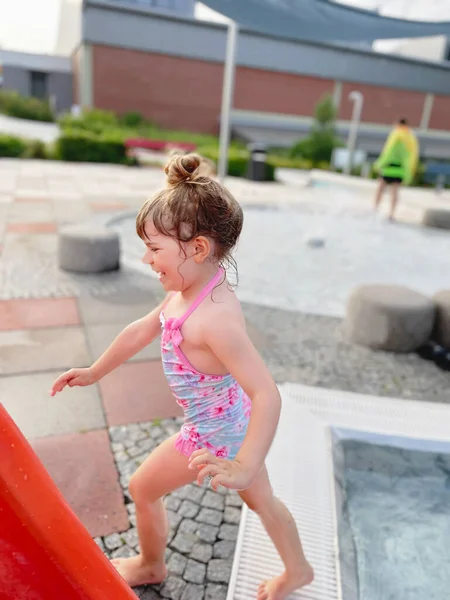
[129,471,160,505]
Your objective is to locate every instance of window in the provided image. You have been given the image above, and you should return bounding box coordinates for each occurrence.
[30,71,48,99]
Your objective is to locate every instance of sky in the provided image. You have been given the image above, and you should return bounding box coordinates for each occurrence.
[0,0,449,55]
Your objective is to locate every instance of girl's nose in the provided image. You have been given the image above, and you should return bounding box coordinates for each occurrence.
[142,250,153,265]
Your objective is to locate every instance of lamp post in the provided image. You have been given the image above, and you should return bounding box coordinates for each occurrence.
[345,90,364,175]
[218,20,238,182]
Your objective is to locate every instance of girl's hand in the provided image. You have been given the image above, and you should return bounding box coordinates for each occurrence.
[50,368,97,396]
[188,449,255,491]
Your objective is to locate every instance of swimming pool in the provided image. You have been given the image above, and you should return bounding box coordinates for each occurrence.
[333,429,450,600]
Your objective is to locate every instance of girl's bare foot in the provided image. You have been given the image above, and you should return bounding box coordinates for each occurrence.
[256,563,314,600]
[111,555,168,588]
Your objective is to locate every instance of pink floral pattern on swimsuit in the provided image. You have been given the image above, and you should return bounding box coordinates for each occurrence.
[160,268,251,460]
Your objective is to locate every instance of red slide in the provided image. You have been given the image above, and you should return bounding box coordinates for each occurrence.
[0,404,138,600]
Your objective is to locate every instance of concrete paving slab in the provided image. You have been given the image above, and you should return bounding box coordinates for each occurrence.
[86,322,161,362]
[99,360,182,425]
[1,371,105,438]
[0,297,80,330]
[53,200,93,224]
[0,326,91,374]
[32,429,129,537]
[78,288,163,325]
[7,201,54,223]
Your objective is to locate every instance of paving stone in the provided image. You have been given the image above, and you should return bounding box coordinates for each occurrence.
[94,537,105,552]
[196,508,223,527]
[201,490,225,511]
[218,524,239,541]
[134,586,162,600]
[160,576,186,600]
[191,543,213,564]
[205,584,228,600]
[181,583,205,600]
[213,540,236,559]
[110,545,137,559]
[165,495,182,512]
[104,532,123,550]
[184,559,206,584]
[225,493,243,507]
[224,506,242,525]
[179,500,200,519]
[112,441,125,452]
[196,524,219,544]
[122,527,140,549]
[167,552,188,576]
[167,509,183,530]
[178,519,198,536]
[207,559,232,584]
[170,532,197,554]
[186,484,206,503]
[127,503,136,515]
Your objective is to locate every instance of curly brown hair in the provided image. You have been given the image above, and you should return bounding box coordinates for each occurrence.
[136,154,243,274]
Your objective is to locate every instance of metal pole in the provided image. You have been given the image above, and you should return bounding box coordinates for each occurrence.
[218,20,238,182]
[345,90,364,175]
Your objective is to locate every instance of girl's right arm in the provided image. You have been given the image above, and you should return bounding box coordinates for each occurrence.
[50,296,168,396]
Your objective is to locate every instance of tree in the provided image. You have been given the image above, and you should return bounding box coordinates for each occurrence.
[290,94,343,165]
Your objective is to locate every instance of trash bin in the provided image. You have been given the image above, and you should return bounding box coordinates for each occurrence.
[246,144,269,181]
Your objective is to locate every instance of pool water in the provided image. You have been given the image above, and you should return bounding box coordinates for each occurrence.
[334,434,450,600]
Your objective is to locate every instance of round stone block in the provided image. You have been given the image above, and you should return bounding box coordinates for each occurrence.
[422,208,450,230]
[432,290,450,349]
[59,225,120,273]
[343,285,435,352]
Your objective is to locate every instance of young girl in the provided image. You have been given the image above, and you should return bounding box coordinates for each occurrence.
[50,154,313,600]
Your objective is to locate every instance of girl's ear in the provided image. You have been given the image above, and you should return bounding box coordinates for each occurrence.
[193,236,211,263]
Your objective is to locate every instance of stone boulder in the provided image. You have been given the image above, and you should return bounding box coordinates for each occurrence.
[422,208,450,230]
[432,290,450,349]
[343,285,435,352]
[59,224,120,274]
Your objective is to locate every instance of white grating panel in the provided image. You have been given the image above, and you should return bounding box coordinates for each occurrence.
[227,383,450,600]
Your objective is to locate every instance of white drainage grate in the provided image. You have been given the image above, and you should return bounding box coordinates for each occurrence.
[227,384,450,600]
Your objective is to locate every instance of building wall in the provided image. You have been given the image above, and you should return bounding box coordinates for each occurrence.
[339,82,425,127]
[428,95,450,131]
[91,43,450,133]
[2,66,30,96]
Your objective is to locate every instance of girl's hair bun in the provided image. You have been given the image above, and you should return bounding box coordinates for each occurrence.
[165,153,202,186]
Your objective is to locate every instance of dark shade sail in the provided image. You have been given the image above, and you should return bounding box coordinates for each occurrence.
[201,0,450,43]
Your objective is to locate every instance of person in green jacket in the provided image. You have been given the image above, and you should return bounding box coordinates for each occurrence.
[373,118,419,220]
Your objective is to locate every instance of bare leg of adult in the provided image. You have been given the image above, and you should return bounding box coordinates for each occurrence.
[389,183,400,220]
[374,178,386,211]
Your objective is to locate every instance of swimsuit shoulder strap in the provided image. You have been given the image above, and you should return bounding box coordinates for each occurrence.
[177,267,225,327]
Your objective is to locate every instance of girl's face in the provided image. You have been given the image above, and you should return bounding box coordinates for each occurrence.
[141,220,198,291]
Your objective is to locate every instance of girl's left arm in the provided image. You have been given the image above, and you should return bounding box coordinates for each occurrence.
[190,316,281,489]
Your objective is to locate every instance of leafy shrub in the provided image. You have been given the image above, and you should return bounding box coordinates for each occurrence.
[55,129,126,164]
[23,139,48,159]
[121,111,144,128]
[290,94,343,165]
[0,134,27,157]
[198,147,249,178]
[58,109,119,135]
[0,90,53,122]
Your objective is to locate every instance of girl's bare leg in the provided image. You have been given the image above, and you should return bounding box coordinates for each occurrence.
[239,466,313,600]
[389,182,400,220]
[111,434,196,587]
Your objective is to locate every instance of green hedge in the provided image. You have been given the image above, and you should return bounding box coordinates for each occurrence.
[55,130,127,164]
[199,147,276,181]
[0,90,54,122]
[0,135,27,158]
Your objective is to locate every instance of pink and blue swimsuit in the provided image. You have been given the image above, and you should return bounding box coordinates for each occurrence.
[160,268,251,460]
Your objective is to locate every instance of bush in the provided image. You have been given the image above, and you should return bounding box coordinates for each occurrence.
[121,111,144,128]
[198,147,250,178]
[290,94,343,166]
[268,154,313,170]
[0,134,27,157]
[58,109,119,135]
[23,139,48,159]
[55,130,127,164]
[0,90,54,122]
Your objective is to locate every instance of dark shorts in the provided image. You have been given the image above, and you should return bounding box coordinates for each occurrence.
[382,176,403,185]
